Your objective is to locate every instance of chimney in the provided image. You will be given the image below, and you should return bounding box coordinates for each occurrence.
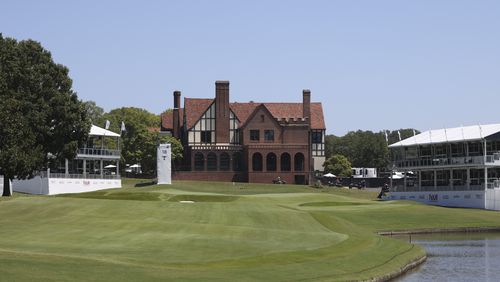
[215,80,230,144]
[303,89,311,125]
[173,91,181,138]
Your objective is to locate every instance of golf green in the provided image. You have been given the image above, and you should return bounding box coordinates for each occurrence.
[1,179,500,281]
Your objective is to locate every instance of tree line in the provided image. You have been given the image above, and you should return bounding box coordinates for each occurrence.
[323,129,419,177]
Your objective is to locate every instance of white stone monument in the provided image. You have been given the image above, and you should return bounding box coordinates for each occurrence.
[157,143,172,185]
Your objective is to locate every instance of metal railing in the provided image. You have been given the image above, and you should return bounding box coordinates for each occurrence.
[39,171,120,179]
[391,184,485,192]
[393,154,500,169]
[190,145,243,151]
[77,148,120,157]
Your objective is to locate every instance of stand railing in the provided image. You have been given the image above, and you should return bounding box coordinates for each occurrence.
[39,171,120,179]
[77,148,120,157]
[393,154,500,169]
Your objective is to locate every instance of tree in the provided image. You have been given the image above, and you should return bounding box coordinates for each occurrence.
[323,155,352,177]
[138,132,183,175]
[102,107,183,175]
[324,128,419,173]
[325,134,340,159]
[83,100,105,124]
[385,128,420,145]
[325,130,389,169]
[0,35,90,196]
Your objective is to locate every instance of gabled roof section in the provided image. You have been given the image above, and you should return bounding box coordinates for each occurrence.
[184,98,214,129]
[161,109,184,131]
[229,102,325,130]
[264,102,326,130]
[238,103,282,129]
[389,123,500,148]
[230,102,258,123]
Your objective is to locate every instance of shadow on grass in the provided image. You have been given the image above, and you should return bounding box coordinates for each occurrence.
[168,194,239,203]
[300,201,375,207]
[57,191,162,201]
[135,181,156,187]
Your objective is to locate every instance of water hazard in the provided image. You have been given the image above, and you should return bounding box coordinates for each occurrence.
[395,232,500,281]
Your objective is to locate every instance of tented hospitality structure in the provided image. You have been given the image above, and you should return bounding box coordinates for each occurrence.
[13,125,122,195]
[386,124,500,210]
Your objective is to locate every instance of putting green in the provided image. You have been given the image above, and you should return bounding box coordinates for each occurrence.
[1,180,499,281]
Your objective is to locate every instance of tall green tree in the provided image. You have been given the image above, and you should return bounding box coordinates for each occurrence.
[83,100,105,124]
[0,35,90,196]
[323,154,352,177]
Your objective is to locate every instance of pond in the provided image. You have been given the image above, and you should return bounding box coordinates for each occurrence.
[394,232,500,281]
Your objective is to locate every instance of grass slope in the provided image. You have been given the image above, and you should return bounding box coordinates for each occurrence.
[1,179,499,281]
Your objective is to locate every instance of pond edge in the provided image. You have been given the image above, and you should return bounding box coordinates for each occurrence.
[370,226,500,281]
[377,226,500,236]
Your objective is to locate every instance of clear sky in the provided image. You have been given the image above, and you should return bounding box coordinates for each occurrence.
[1,0,499,135]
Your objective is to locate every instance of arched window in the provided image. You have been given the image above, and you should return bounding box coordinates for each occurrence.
[266,153,277,171]
[207,152,217,171]
[252,153,263,172]
[194,153,204,171]
[281,153,291,171]
[220,153,230,171]
[233,152,243,171]
[294,153,305,172]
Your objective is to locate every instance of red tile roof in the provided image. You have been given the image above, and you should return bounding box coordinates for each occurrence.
[161,109,183,131]
[161,100,326,130]
[184,98,214,129]
[263,103,325,129]
[230,102,258,124]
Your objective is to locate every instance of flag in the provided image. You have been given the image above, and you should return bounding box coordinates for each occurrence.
[413,129,416,136]
[121,121,126,132]
[397,130,401,141]
[105,120,110,130]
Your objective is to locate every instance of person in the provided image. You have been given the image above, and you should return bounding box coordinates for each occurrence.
[378,183,389,199]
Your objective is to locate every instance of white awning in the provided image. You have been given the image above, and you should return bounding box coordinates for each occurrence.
[89,125,121,138]
[389,123,500,148]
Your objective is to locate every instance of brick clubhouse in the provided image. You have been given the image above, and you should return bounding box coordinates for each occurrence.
[161,81,325,184]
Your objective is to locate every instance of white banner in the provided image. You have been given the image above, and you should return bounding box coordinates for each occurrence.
[157,143,172,185]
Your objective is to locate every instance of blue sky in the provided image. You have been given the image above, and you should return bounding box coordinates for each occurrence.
[2,0,499,135]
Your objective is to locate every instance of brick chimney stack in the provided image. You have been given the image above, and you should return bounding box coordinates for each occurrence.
[173,91,181,138]
[215,81,230,144]
[303,89,311,125]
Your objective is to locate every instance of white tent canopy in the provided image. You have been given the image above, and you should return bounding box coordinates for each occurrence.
[323,173,336,178]
[104,165,117,169]
[89,125,121,138]
[389,123,500,148]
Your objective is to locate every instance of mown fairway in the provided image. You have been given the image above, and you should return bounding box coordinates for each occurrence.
[1,179,500,281]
